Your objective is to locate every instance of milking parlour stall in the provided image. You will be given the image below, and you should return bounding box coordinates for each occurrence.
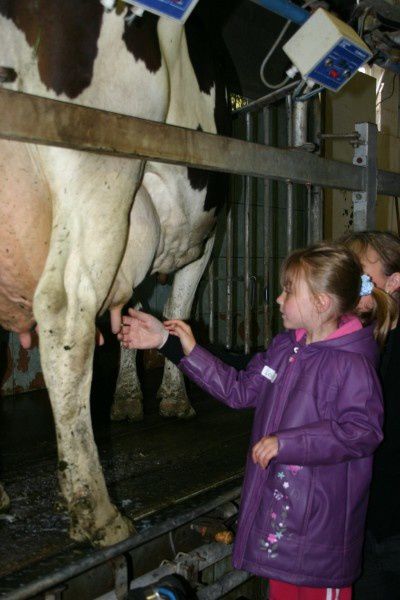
[1,0,400,598]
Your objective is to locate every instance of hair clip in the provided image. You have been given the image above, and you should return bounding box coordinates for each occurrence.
[360,274,374,297]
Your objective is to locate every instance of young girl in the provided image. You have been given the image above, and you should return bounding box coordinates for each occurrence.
[341,231,400,600]
[119,243,390,600]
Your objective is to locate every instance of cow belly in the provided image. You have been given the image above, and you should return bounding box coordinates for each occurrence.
[0,141,52,332]
[143,165,217,274]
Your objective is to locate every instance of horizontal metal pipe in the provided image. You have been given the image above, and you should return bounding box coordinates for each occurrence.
[1,88,399,198]
[130,543,233,592]
[197,569,251,600]
[0,88,367,192]
[378,169,400,197]
[233,81,298,115]
[250,0,309,24]
[319,133,361,141]
[0,483,242,600]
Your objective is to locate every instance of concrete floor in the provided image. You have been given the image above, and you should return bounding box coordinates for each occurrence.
[0,345,253,584]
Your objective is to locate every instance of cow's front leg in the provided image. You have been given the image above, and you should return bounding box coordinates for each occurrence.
[111,345,143,422]
[159,235,215,418]
[0,483,10,512]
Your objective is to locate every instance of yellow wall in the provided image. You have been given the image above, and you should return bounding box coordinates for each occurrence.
[323,72,376,239]
[324,68,400,238]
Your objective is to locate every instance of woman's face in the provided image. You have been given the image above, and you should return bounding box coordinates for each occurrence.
[360,246,388,290]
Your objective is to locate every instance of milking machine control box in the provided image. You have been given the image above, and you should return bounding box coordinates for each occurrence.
[125,0,200,22]
[283,8,372,91]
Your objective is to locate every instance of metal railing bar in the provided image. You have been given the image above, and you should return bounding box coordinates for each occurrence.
[233,81,298,115]
[0,482,242,600]
[0,88,373,192]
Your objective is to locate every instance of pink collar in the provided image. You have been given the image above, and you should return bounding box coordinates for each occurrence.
[295,314,363,343]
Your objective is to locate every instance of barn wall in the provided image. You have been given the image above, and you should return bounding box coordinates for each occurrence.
[324,69,400,239]
[324,72,376,239]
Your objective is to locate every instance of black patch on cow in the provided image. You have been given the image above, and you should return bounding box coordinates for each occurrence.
[0,0,103,98]
[187,125,209,192]
[185,14,214,95]
[203,169,230,214]
[123,11,161,73]
[185,12,232,214]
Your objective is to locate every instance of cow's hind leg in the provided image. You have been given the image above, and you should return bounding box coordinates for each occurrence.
[111,342,143,422]
[33,154,139,546]
[159,235,215,418]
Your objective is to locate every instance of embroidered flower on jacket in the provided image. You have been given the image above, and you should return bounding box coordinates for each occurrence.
[260,466,303,558]
[287,465,303,475]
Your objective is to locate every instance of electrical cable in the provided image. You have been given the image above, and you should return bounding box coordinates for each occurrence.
[259,0,317,90]
[358,6,372,38]
[376,73,397,107]
[292,79,307,99]
[295,85,325,102]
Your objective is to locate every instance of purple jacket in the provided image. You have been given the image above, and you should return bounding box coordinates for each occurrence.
[178,325,383,587]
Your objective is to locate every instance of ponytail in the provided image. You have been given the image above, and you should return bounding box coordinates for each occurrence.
[360,287,398,348]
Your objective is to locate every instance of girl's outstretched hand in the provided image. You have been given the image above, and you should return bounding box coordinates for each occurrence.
[164,319,196,356]
[252,435,279,469]
[118,308,168,349]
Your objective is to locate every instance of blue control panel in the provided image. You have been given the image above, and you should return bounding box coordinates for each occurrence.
[126,0,199,21]
[308,39,371,91]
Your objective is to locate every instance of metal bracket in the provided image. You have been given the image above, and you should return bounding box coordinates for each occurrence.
[44,585,67,600]
[318,132,363,147]
[112,554,130,600]
[352,122,378,231]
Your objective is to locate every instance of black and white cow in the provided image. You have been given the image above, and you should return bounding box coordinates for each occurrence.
[0,0,228,545]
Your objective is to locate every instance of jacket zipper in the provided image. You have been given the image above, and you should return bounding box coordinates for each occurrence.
[270,345,301,432]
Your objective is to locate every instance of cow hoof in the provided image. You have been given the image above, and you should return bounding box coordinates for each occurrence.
[159,398,196,419]
[92,514,135,548]
[70,508,134,547]
[0,484,10,513]
[110,396,144,422]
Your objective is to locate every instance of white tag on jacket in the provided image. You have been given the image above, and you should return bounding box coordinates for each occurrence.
[261,365,277,382]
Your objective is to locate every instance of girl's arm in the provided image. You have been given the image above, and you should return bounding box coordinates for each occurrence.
[273,354,383,466]
[120,310,277,410]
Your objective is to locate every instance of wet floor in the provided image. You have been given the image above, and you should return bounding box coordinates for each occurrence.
[0,346,253,581]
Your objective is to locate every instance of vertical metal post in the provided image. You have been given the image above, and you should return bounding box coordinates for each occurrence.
[244,112,253,354]
[293,100,310,245]
[226,196,234,350]
[352,122,378,231]
[286,96,294,254]
[293,100,307,148]
[310,96,324,242]
[306,183,313,244]
[263,106,272,348]
[208,261,215,344]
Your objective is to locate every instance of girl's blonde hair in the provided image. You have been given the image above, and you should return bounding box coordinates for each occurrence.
[281,242,397,346]
[340,230,400,346]
[282,243,362,316]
